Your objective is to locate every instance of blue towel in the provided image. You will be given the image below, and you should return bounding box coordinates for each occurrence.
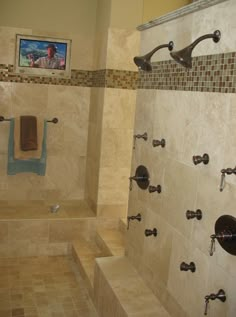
[7,119,47,175]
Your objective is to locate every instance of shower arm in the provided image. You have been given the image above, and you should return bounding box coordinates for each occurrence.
[145,42,173,60]
[188,31,221,51]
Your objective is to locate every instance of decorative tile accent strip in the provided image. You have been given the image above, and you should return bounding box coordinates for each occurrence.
[103,69,138,90]
[138,52,236,93]
[137,0,228,31]
[1,51,236,93]
[0,65,137,90]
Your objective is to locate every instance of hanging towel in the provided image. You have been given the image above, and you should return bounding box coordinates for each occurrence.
[7,119,47,176]
[14,117,44,160]
[20,115,38,151]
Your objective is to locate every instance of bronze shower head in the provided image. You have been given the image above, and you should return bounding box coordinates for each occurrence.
[134,41,174,72]
[170,30,221,68]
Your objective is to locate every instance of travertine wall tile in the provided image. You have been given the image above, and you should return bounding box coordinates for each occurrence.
[128,1,236,316]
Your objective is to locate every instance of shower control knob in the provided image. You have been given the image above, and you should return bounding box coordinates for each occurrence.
[221,167,236,175]
[145,228,157,237]
[204,289,226,315]
[127,213,142,230]
[133,132,148,149]
[180,262,196,273]
[192,153,209,165]
[152,139,165,148]
[148,185,161,193]
[186,209,202,220]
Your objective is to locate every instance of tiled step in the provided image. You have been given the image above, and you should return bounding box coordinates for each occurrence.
[119,217,127,234]
[72,220,126,299]
[72,238,109,298]
[94,256,171,317]
[95,228,125,257]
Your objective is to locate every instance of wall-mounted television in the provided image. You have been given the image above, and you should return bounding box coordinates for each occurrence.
[14,34,72,78]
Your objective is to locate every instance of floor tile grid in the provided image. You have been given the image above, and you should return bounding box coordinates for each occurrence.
[0,256,98,317]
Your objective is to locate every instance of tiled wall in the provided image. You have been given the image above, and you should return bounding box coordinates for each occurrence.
[138,52,236,93]
[85,27,140,217]
[0,27,92,201]
[126,0,236,317]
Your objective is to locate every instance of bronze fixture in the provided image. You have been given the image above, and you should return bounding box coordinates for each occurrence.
[209,215,236,256]
[148,185,161,193]
[145,228,157,237]
[204,289,226,315]
[180,262,196,273]
[0,116,11,122]
[170,30,221,69]
[129,165,150,191]
[47,118,58,124]
[0,116,58,124]
[133,132,148,149]
[152,139,165,148]
[220,166,236,191]
[134,41,174,72]
[186,209,202,220]
[192,153,209,165]
[127,213,142,230]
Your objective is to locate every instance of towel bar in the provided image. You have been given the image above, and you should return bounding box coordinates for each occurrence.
[0,116,11,121]
[0,116,58,124]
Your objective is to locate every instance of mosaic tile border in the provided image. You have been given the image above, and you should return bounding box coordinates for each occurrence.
[1,51,236,93]
[0,65,138,90]
[138,51,236,93]
[137,0,228,31]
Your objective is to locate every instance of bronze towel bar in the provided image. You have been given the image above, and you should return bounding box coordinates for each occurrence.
[0,116,58,124]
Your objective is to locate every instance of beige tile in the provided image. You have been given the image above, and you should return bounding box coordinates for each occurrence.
[0,27,32,65]
[49,220,91,243]
[106,28,140,71]
[8,220,49,243]
[0,222,8,243]
[103,88,136,129]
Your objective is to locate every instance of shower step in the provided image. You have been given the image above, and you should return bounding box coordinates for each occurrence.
[94,256,171,317]
[119,217,127,234]
[72,239,110,298]
[95,228,125,257]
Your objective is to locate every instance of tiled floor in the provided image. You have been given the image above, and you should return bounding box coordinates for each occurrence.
[0,256,98,317]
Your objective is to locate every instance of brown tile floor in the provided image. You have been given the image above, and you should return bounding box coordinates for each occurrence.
[0,256,98,317]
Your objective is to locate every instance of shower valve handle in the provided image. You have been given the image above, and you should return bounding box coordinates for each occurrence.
[204,289,226,315]
[133,132,148,149]
[209,235,216,256]
[221,167,236,175]
[127,213,142,230]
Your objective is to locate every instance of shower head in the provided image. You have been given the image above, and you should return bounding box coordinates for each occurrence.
[134,41,174,72]
[170,30,221,69]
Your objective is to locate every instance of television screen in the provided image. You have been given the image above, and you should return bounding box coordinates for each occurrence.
[14,34,72,78]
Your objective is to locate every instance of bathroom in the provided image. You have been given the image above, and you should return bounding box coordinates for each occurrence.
[0,0,236,316]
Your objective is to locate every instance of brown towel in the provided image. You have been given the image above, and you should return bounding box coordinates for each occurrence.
[14,117,44,160]
[20,116,38,151]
